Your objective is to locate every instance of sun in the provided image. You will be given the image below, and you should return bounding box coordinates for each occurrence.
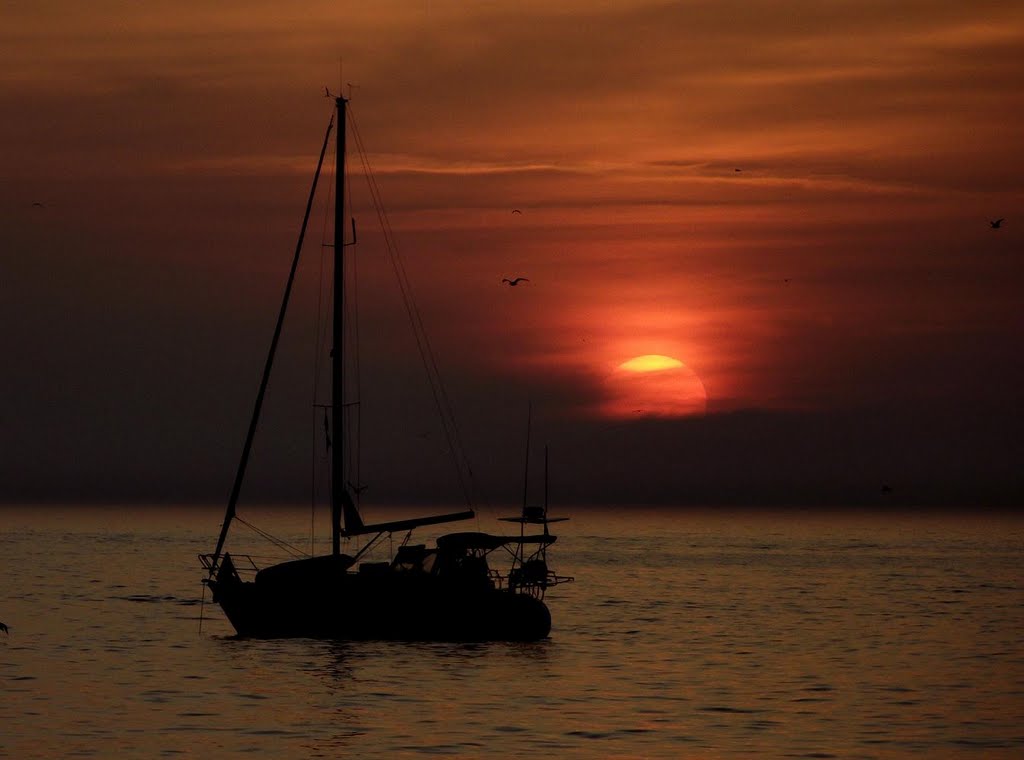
[602,354,708,418]
[618,354,684,373]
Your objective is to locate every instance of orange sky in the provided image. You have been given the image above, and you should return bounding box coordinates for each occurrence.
[2,1,1022,505]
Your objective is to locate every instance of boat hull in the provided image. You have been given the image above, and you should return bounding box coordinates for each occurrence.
[209,572,552,641]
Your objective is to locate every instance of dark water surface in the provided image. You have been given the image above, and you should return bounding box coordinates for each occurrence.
[1,505,1022,758]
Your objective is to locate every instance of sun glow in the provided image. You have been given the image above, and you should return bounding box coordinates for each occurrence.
[602,354,708,418]
[618,354,684,373]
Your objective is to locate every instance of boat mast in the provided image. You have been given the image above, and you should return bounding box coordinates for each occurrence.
[325,93,474,542]
[332,94,347,556]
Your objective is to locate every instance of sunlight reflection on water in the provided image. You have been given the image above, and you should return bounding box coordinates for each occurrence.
[1,506,1022,758]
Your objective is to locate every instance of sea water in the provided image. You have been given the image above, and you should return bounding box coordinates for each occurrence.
[1,505,1021,758]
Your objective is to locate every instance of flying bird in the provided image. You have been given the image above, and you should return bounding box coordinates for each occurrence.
[881,484,893,494]
[989,218,1004,229]
[511,209,522,214]
[502,277,529,286]
[0,622,8,635]
[31,202,45,208]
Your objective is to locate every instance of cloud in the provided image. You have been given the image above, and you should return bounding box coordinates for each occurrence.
[1,1,1021,506]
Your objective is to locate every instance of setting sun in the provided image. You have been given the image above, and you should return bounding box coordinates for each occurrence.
[618,354,685,373]
[603,355,708,418]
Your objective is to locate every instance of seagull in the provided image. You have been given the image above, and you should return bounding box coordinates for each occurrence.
[502,277,529,286]
[989,218,1004,229]
[0,622,8,635]
[511,209,522,214]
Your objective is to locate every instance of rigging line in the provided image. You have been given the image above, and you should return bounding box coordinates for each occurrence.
[349,117,479,504]
[346,120,434,411]
[336,119,358,496]
[343,248,359,489]
[345,146,363,495]
[343,302,356,489]
[347,152,444,452]
[377,188,473,502]
[310,122,338,556]
[313,147,336,387]
[308,394,316,558]
[308,410,316,559]
[351,138,470,504]
[319,273,334,524]
[235,515,309,558]
[348,108,478,505]
[210,113,334,574]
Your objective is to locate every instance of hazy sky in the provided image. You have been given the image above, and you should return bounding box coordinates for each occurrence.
[2,1,1022,507]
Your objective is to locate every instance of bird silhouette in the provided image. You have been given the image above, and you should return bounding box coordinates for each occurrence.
[511,209,522,214]
[502,277,529,286]
[31,202,45,208]
[989,218,1004,229]
[0,622,8,635]
[881,484,893,494]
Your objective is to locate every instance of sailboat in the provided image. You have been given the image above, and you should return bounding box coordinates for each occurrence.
[200,93,572,641]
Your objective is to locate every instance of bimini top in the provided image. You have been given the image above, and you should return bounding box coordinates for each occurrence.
[436,531,557,553]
